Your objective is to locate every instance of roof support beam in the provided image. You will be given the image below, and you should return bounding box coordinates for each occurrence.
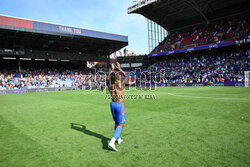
[184,0,209,23]
[161,9,183,24]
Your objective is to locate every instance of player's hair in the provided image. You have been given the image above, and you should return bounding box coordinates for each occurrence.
[110,72,116,84]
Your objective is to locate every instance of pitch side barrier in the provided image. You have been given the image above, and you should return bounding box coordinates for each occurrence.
[137,82,245,87]
[0,87,78,95]
[0,82,245,94]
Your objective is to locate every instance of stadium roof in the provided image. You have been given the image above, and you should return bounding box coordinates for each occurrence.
[0,15,128,61]
[128,0,250,31]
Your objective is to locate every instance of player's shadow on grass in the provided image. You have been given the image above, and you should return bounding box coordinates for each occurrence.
[70,123,112,151]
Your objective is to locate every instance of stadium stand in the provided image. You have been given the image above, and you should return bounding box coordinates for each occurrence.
[147,49,250,84]
[0,68,105,90]
[127,0,249,87]
[0,15,127,93]
[151,15,250,54]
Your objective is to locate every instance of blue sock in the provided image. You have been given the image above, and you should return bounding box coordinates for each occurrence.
[113,125,123,139]
[114,123,120,139]
[114,123,118,130]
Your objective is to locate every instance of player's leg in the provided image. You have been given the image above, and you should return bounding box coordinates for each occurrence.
[109,102,118,151]
[113,103,125,143]
[109,102,125,151]
[117,123,124,144]
[110,102,116,122]
[111,102,119,130]
[114,122,124,144]
[114,122,118,130]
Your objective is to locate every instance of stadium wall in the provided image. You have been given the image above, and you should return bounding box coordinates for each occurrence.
[148,39,250,57]
[0,87,76,95]
[0,82,245,94]
[140,82,245,87]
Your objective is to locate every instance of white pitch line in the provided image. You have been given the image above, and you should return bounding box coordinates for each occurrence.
[167,93,250,101]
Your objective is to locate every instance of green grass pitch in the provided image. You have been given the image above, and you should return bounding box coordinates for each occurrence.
[0,87,250,167]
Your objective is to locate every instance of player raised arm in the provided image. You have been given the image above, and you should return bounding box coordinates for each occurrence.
[115,62,128,88]
[107,63,115,79]
[106,63,115,90]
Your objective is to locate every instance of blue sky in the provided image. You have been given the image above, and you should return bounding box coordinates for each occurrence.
[0,0,148,54]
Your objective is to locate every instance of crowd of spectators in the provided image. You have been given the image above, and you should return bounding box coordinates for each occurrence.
[147,49,249,84]
[0,68,106,90]
[152,15,250,53]
[1,48,249,90]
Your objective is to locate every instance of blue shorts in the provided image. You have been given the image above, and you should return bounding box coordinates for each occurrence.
[110,102,125,124]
